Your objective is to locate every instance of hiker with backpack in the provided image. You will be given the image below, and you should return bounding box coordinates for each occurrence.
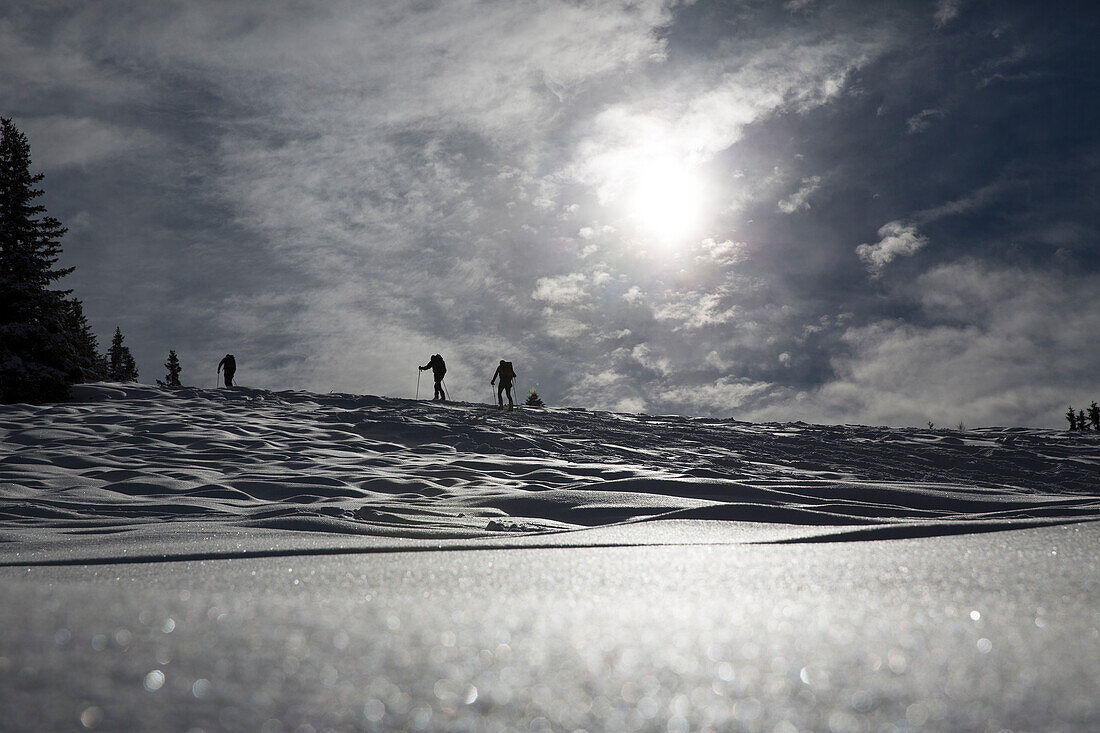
[419,354,447,401]
[491,359,517,410]
[217,354,236,388]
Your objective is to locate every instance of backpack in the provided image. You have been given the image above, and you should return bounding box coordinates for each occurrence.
[433,354,446,376]
[500,361,515,380]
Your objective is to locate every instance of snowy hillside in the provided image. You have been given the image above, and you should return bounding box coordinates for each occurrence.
[2,382,1097,563]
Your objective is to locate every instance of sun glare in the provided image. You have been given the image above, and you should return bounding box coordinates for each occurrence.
[627,155,704,245]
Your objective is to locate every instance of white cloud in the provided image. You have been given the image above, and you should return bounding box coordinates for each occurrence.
[697,238,749,264]
[654,291,739,329]
[777,175,822,213]
[532,273,589,304]
[656,377,777,416]
[855,221,928,276]
[740,263,1100,428]
[906,108,945,134]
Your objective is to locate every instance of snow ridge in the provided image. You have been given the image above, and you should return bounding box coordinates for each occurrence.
[1,383,1098,561]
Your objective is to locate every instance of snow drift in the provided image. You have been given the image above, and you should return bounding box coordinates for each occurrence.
[1,382,1097,563]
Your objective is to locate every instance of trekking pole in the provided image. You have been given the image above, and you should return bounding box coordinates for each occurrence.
[441,379,449,401]
[416,370,421,400]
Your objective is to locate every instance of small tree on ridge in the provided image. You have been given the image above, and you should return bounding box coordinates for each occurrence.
[157,349,182,387]
[106,327,138,381]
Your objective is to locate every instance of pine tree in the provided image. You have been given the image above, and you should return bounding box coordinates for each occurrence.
[524,388,545,407]
[1066,407,1077,431]
[106,327,139,381]
[1088,402,1100,431]
[62,298,107,382]
[0,117,79,403]
[157,349,182,387]
[1078,410,1088,431]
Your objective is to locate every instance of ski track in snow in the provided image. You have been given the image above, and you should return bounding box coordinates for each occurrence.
[1,382,1098,554]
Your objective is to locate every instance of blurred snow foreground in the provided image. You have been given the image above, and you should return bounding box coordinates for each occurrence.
[0,381,1097,562]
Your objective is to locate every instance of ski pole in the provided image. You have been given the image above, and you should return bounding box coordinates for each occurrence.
[441,379,449,401]
[416,370,421,400]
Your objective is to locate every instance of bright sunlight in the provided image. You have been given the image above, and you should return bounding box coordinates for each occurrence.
[627,154,704,244]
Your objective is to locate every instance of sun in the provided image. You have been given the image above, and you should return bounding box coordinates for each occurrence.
[626,155,704,244]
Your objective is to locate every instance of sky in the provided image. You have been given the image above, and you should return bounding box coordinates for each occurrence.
[3,0,1099,427]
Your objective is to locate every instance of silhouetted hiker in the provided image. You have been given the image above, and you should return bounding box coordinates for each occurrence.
[419,353,447,401]
[217,354,236,387]
[491,359,516,410]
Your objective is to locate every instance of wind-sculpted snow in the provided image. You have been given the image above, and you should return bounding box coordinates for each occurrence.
[1,383,1098,560]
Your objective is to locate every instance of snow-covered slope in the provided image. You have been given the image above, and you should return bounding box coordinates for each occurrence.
[1,382,1098,562]
[3,383,1100,731]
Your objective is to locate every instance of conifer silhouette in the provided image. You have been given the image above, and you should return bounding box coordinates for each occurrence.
[157,350,182,387]
[1066,407,1077,430]
[1088,401,1100,431]
[0,118,87,402]
[106,327,139,381]
[524,388,545,407]
[63,298,107,382]
[1077,409,1088,431]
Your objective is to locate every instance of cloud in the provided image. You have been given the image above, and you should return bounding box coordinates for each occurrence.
[905,108,945,133]
[913,180,1007,223]
[697,238,749,265]
[933,1,964,28]
[653,291,740,330]
[777,175,822,213]
[654,377,778,416]
[0,17,143,105]
[18,115,157,170]
[532,273,590,305]
[784,0,817,12]
[745,263,1100,428]
[855,221,928,276]
[568,32,882,217]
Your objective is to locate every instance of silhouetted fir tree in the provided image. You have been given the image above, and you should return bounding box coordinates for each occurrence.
[524,388,545,407]
[1089,402,1100,431]
[1078,409,1089,431]
[62,298,107,382]
[0,117,81,403]
[1066,406,1077,430]
[106,327,139,381]
[157,349,182,387]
